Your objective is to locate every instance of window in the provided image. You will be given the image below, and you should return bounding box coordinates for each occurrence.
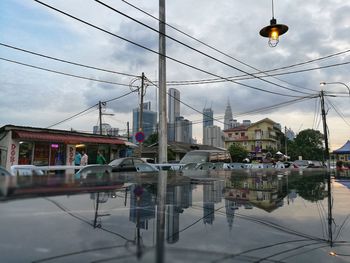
[33,143,50,166]
[18,142,33,165]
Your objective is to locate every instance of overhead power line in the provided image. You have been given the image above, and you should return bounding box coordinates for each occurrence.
[0,57,136,88]
[165,61,350,87]
[0,42,138,78]
[325,97,350,127]
[120,0,317,92]
[95,0,313,96]
[46,104,98,128]
[47,90,138,128]
[33,0,308,98]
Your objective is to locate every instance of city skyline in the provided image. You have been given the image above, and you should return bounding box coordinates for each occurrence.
[1,0,349,150]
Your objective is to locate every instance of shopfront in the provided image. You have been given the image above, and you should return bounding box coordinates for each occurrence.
[0,125,128,170]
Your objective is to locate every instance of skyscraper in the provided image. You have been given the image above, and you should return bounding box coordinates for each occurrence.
[132,101,157,143]
[203,108,214,128]
[224,100,233,130]
[168,88,180,141]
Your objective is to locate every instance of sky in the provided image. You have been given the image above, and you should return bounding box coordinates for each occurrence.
[0,0,349,150]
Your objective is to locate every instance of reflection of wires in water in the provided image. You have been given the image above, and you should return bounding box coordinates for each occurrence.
[212,238,314,263]
[255,241,326,263]
[335,213,350,241]
[165,205,225,242]
[32,244,128,263]
[315,201,327,239]
[191,204,327,242]
[45,197,132,242]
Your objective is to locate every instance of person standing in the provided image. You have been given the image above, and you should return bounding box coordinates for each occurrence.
[74,151,81,166]
[96,151,107,164]
[81,151,88,166]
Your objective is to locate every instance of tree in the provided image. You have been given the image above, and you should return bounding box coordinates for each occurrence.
[143,133,158,146]
[287,129,325,161]
[228,143,249,162]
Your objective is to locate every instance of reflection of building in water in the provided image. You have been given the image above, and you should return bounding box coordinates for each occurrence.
[129,185,156,230]
[288,189,297,204]
[224,174,286,212]
[166,184,193,243]
[225,199,237,230]
[203,180,224,225]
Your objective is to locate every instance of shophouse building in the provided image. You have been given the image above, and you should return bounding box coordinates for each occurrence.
[0,125,129,170]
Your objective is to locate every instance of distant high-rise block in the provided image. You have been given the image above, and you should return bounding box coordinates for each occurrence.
[168,88,180,141]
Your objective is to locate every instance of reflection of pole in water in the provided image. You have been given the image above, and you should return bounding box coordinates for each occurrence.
[156,171,167,263]
[320,90,333,247]
[92,192,110,228]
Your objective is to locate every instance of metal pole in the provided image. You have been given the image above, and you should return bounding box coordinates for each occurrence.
[127,121,130,141]
[99,101,103,135]
[320,90,333,247]
[284,126,288,157]
[139,73,145,157]
[158,0,167,163]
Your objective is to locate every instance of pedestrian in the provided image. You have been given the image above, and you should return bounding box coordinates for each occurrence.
[81,151,88,166]
[74,151,81,166]
[96,151,107,164]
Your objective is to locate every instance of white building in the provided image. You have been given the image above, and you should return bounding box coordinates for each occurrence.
[168,88,180,141]
[203,125,224,148]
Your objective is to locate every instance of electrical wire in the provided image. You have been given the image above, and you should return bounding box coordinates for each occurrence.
[0,57,136,88]
[46,104,98,128]
[0,42,138,78]
[33,0,307,98]
[95,0,314,96]
[46,90,137,128]
[165,60,350,86]
[325,97,350,127]
[121,0,333,93]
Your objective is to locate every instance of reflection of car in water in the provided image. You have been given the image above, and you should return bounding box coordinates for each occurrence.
[109,157,146,172]
[75,165,112,186]
[293,160,325,168]
[179,150,232,164]
[10,165,44,176]
[0,166,16,196]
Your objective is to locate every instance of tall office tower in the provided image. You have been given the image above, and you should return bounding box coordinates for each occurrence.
[203,108,214,128]
[224,101,233,130]
[168,88,180,141]
[132,101,157,143]
[175,116,192,143]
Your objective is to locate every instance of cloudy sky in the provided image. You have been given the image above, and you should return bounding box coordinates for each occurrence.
[1,0,349,150]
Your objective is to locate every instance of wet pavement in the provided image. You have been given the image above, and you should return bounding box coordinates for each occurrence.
[0,169,349,262]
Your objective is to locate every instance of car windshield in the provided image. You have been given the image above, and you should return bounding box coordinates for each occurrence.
[180,152,209,164]
[109,159,124,166]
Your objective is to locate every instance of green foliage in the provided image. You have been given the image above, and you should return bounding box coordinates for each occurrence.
[228,143,249,162]
[287,129,325,161]
[143,133,158,146]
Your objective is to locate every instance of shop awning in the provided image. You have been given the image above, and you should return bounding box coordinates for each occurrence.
[13,130,125,145]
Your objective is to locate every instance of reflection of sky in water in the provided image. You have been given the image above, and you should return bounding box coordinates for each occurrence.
[0,170,349,262]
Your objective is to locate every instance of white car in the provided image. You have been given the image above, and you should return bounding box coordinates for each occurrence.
[10,165,45,176]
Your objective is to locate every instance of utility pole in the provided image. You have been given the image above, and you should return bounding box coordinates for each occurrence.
[320,90,333,247]
[99,101,103,135]
[158,0,167,163]
[138,73,145,157]
[127,121,130,141]
[284,126,288,157]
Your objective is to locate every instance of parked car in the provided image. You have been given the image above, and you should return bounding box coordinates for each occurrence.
[179,150,232,164]
[10,165,45,176]
[109,157,146,172]
[0,166,17,196]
